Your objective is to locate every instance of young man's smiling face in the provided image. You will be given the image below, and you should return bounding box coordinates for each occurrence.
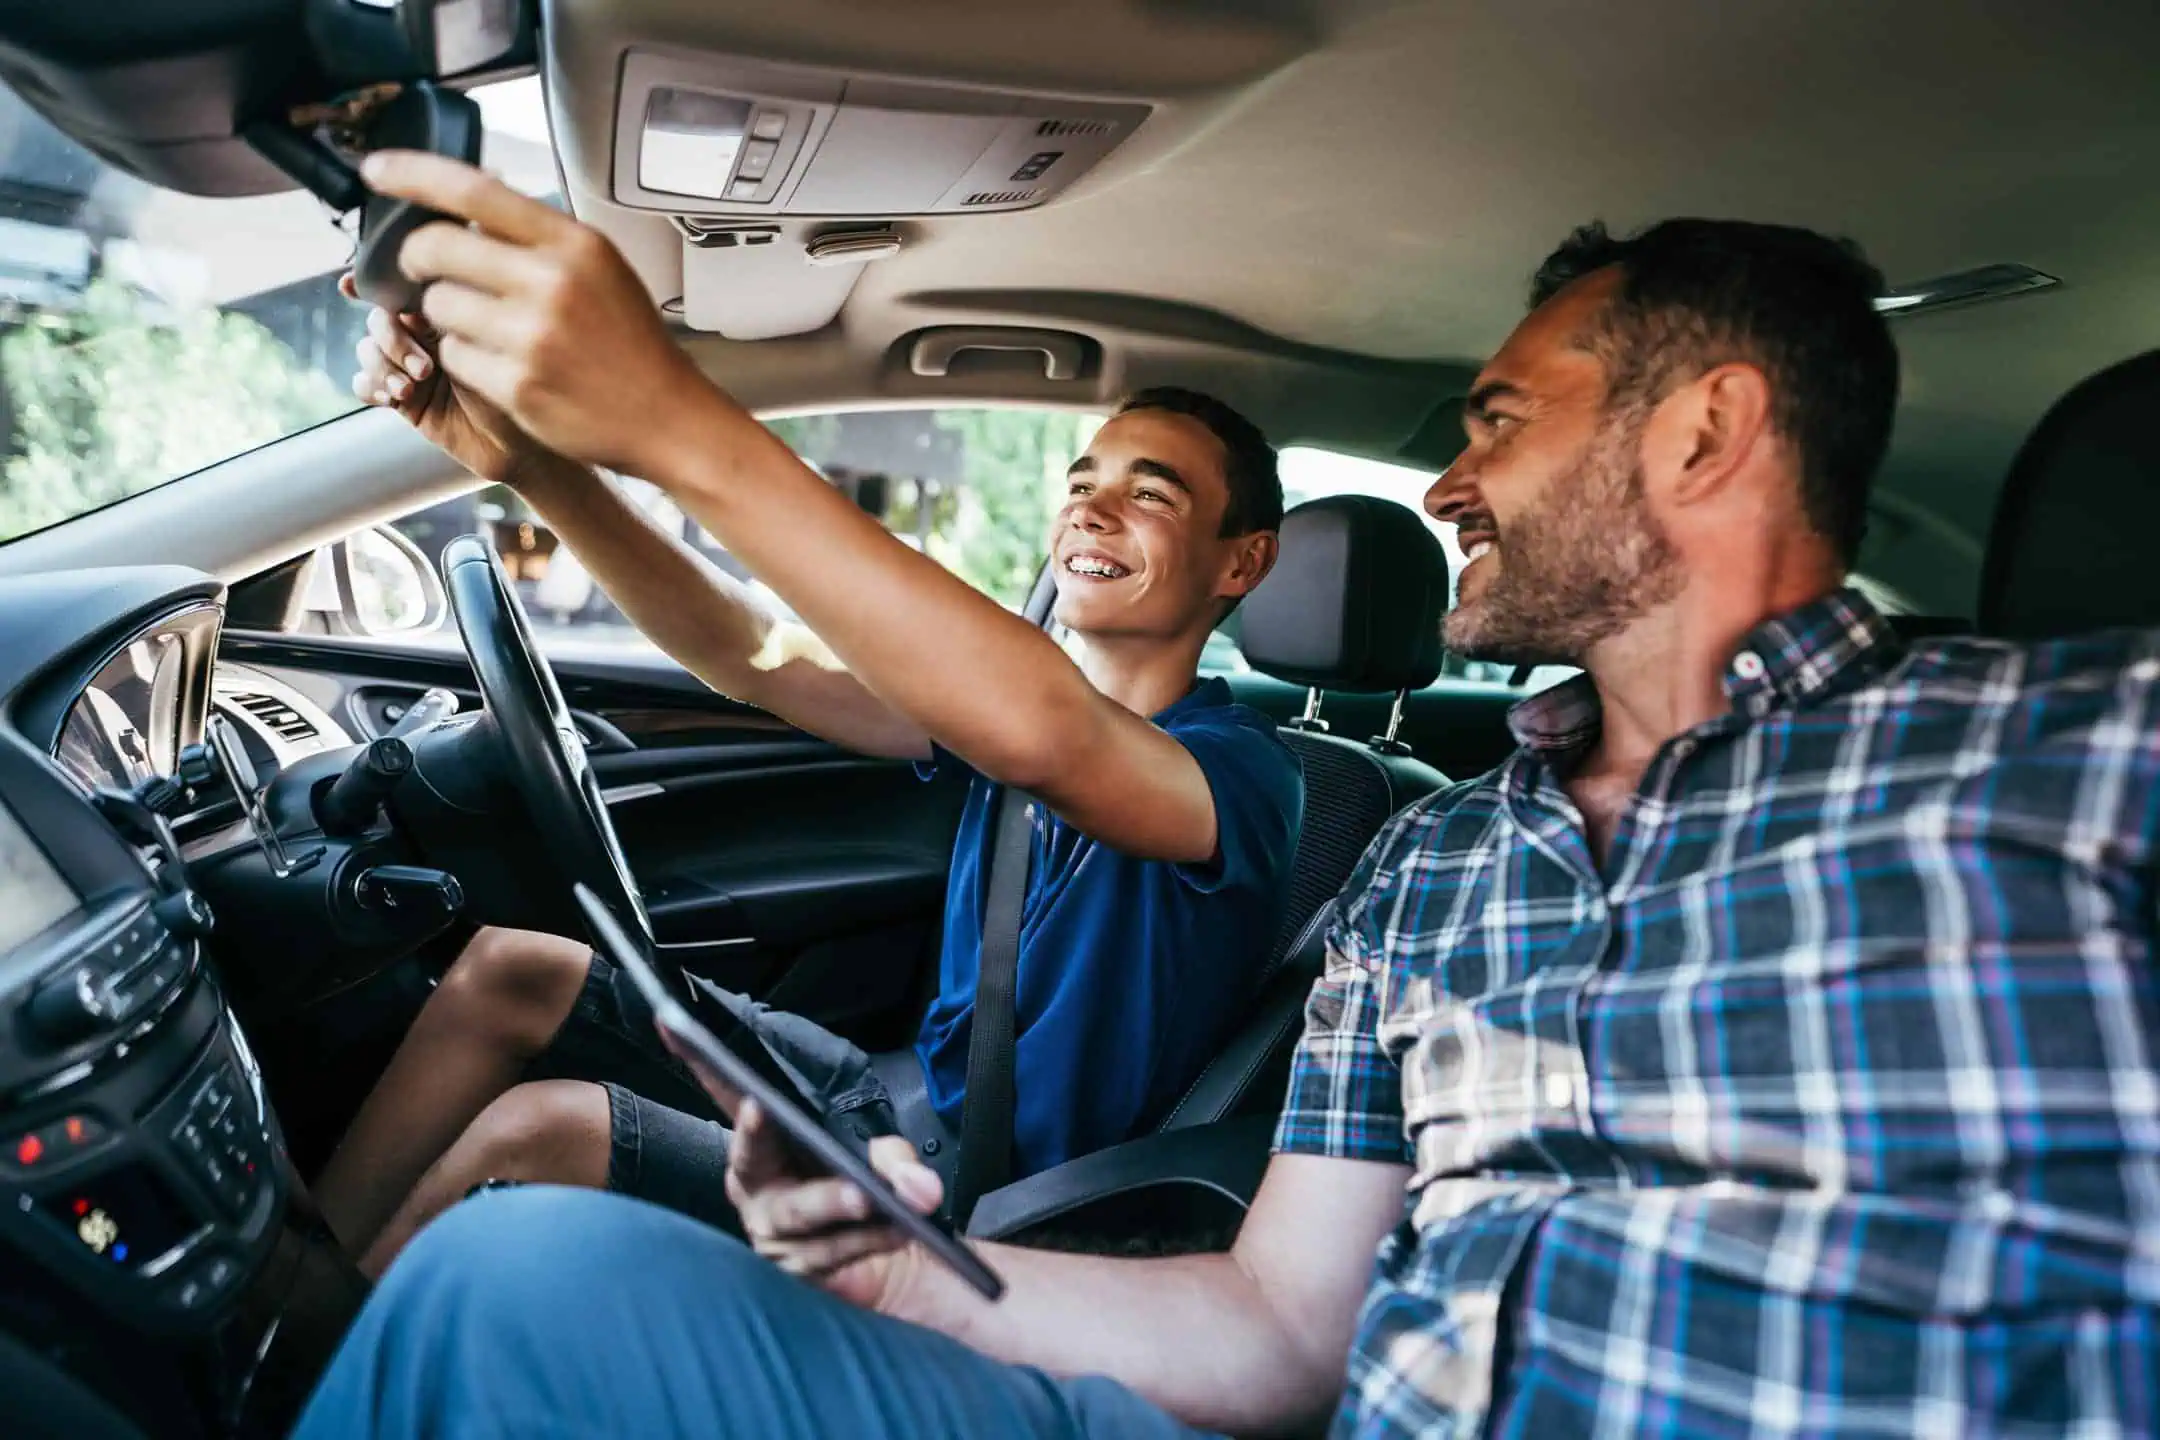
[1048,408,1275,644]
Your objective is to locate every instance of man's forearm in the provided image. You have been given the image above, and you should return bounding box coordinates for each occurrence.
[889,1244,1338,1438]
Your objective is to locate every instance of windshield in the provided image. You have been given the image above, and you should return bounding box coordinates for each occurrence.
[0,76,557,547]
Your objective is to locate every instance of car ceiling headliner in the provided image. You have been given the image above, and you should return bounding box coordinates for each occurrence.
[535,0,2158,615]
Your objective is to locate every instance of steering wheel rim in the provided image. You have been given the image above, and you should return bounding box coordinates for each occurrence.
[440,532,655,955]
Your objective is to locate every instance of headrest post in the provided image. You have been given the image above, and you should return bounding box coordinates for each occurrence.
[1287,686,1330,733]
[1366,689,1412,756]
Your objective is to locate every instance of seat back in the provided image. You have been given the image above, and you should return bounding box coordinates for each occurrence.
[1980,348,2160,638]
[1159,495,1452,1131]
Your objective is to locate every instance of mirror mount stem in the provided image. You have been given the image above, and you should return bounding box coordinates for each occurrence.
[243,118,367,213]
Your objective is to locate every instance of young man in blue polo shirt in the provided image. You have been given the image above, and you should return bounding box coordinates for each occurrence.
[309,180,1304,1273]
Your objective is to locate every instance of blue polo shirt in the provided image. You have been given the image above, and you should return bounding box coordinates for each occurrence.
[912,677,1304,1178]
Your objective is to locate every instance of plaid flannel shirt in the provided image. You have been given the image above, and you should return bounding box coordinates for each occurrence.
[1275,586,2160,1438]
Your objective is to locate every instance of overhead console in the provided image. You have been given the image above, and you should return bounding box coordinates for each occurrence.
[606,52,1149,341]
[611,52,1147,219]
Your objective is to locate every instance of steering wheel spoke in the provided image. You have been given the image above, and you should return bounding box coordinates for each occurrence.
[439,533,657,961]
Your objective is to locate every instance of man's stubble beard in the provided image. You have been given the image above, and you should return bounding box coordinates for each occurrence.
[1441,409,1685,668]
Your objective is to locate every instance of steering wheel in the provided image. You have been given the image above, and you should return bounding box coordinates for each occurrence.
[440,533,655,958]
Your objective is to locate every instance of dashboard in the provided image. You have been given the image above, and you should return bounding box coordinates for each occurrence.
[0,565,302,1433]
[40,592,350,812]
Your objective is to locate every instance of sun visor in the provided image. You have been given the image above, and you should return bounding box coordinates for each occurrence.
[675,220,900,341]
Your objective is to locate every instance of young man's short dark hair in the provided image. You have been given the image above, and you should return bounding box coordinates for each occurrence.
[1114,386,1285,538]
[1530,219,1900,565]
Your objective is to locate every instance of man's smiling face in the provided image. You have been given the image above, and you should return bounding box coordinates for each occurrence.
[1425,269,1684,666]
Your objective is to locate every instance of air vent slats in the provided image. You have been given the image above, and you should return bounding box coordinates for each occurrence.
[1036,119,1112,138]
[962,188,1041,208]
[229,692,318,743]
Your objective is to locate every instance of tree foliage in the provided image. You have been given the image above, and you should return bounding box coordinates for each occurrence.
[765,406,1090,607]
[0,278,349,543]
[930,408,1091,605]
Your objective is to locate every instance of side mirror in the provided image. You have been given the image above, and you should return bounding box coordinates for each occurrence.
[300,526,449,636]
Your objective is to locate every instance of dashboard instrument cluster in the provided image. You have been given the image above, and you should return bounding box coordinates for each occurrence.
[50,609,221,798]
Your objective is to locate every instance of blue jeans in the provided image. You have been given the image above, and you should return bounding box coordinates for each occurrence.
[292,1185,1214,1439]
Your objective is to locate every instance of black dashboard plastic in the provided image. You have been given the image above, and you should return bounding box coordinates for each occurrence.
[0,565,314,1434]
[0,0,313,198]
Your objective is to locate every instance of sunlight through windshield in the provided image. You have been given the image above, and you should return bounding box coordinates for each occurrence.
[0,76,554,546]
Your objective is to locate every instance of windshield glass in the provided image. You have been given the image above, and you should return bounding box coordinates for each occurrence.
[0,76,556,546]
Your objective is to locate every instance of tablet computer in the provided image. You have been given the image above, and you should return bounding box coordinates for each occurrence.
[572,883,1005,1302]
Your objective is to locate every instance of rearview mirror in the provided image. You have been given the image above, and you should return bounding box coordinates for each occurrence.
[304,0,536,87]
[401,0,534,81]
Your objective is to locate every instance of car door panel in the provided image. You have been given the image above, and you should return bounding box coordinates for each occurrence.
[218,632,964,1039]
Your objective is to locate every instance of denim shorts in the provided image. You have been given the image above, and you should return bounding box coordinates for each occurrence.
[523,951,947,1235]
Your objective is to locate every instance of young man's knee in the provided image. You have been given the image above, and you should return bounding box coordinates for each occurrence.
[448,1080,613,1190]
[434,926,593,1053]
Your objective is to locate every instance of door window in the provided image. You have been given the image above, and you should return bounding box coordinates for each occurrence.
[374,406,1100,649]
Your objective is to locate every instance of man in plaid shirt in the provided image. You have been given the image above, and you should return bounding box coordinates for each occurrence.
[299,218,2160,1439]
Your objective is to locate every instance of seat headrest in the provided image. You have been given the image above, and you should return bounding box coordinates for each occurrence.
[1981,349,2160,639]
[1238,494,1449,693]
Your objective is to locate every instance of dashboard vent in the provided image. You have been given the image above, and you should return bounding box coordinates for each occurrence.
[227,692,319,744]
[962,188,1041,208]
[1036,118,1112,138]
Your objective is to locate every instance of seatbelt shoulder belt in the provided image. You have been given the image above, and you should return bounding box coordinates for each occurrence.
[952,783,1033,1227]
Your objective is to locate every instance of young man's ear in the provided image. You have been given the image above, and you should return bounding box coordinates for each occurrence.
[1220,530,1280,603]
[1641,361,1774,509]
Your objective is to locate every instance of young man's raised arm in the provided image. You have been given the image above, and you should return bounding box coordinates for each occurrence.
[363,151,1239,865]
[650,419,1234,863]
[507,450,933,761]
[352,296,930,761]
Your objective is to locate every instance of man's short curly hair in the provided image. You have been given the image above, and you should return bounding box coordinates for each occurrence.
[1531,219,1900,565]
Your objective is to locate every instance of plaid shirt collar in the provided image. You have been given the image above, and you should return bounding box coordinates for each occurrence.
[1503,582,1905,757]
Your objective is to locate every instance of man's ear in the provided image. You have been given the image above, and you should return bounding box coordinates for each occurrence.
[1641,362,1774,508]
[1219,530,1279,602]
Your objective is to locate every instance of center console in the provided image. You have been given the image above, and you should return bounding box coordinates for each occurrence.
[0,714,351,1437]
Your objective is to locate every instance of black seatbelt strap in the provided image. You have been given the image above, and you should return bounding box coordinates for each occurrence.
[952,784,1034,1228]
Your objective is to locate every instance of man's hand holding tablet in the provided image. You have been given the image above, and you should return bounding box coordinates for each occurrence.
[571,884,1004,1306]
[643,1018,948,1310]
[723,1096,949,1311]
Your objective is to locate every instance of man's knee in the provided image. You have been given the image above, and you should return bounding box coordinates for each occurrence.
[448,1079,612,1191]
[307,1188,780,1438]
[435,926,593,1053]
[388,1186,782,1362]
